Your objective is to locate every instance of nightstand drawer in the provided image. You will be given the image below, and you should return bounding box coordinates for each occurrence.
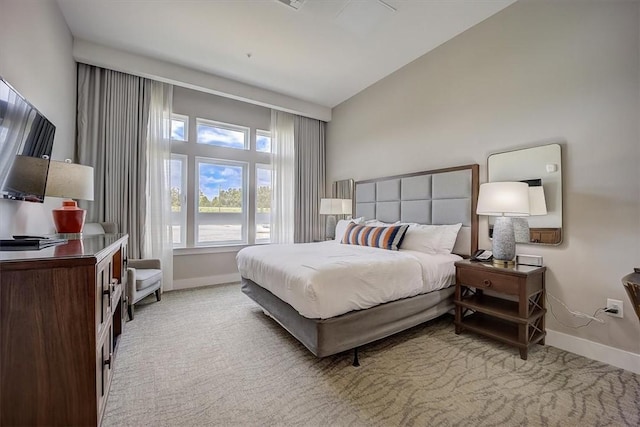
[457,267,519,295]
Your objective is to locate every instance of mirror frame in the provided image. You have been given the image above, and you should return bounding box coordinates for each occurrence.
[487,143,563,245]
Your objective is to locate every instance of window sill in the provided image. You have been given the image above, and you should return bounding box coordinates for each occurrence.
[172,241,271,256]
[173,245,248,256]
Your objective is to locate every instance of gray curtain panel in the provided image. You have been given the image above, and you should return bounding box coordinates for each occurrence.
[76,63,151,258]
[293,116,326,243]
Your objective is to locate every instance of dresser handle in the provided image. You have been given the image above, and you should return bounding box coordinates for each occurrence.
[104,353,113,368]
[483,279,492,287]
[103,284,112,298]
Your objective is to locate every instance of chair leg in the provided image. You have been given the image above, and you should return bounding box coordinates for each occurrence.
[128,302,134,321]
[155,289,162,302]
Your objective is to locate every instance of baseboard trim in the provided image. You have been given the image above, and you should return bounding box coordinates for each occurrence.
[546,329,640,374]
[172,273,241,290]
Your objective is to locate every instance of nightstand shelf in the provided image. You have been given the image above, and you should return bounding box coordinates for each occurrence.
[457,294,546,324]
[454,259,546,360]
[459,312,546,349]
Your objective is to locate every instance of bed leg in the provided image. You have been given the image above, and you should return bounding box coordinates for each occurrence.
[352,347,360,367]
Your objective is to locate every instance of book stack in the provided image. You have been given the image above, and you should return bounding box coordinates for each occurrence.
[0,236,68,250]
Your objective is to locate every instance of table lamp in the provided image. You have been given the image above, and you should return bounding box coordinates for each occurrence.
[477,182,529,267]
[320,198,352,239]
[45,159,94,233]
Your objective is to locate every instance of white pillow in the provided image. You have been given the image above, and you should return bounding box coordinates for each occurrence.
[400,223,463,254]
[364,219,400,227]
[334,217,365,241]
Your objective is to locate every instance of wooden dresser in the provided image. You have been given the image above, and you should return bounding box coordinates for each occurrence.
[0,234,128,426]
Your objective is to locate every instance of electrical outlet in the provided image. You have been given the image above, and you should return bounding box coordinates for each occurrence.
[606,298,623,318]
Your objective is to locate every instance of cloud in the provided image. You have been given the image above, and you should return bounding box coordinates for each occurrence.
[219,167,240,177]
[200,176,228,185]
[197,124,245,148]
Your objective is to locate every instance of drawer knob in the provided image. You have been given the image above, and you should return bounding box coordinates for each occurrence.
[483,279,492,287]
[104,353,113,368]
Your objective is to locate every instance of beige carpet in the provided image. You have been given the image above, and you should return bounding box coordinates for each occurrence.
[103,283,639,427]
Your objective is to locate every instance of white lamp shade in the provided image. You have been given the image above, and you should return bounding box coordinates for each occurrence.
[45,160,94,201]
[528,186,547,216]
[320,198,352,215]
[477,182,529,217]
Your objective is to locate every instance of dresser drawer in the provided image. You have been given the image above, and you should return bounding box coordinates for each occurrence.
[457,267,520,295]
[96,319,114,421]
[96,254,114,337]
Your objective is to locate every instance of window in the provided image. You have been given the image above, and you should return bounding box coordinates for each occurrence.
[256,129,272,153]
[255,164,272,243]
[196,118,248,150]
[170,114,188,141]
[170,154,187,248]
[170,109,271,249]
[196,158,247,246]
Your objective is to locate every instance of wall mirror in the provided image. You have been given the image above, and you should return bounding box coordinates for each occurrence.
[488,143,562,245]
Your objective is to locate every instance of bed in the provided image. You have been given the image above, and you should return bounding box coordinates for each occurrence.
[238,164,479,362]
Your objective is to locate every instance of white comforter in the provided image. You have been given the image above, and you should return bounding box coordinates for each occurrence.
[236,241,460,319]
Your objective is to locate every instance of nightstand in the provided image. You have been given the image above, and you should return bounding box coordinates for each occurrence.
[454,259,546,360]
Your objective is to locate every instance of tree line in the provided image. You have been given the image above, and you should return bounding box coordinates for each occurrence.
[171,186,271,211]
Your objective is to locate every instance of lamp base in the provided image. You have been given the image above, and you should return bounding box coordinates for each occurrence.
[493,259,516,268]
[492,216,516,266]
[325,215,337,240]
[52,200,87,233]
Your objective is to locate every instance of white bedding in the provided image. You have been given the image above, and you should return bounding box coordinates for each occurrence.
[236,241,461,319]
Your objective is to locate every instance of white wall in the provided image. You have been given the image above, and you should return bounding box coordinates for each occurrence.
[0,0,76,236]
[327,0,640,360]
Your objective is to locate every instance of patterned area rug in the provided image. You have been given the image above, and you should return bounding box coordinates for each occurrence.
[103,283,639,426]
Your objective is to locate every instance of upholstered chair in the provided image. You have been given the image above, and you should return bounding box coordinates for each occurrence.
[83,222,162,320]
[126,259,162,320]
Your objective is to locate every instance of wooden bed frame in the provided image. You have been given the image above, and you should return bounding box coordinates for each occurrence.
[241,164,479,364]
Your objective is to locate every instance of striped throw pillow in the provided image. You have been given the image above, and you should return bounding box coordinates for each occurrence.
[341,222,409,251]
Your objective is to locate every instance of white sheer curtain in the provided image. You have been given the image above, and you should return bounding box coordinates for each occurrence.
[270,110,295,243]
[144,81,174,291]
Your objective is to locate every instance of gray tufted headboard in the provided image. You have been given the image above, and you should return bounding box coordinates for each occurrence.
[354,164,479,256]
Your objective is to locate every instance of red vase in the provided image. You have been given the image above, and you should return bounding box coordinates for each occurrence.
[51,200,86,233]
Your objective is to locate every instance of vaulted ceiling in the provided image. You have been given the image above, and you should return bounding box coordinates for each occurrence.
[57,0,516,108]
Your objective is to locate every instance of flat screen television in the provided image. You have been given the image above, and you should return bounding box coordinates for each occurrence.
[0,76,55,203]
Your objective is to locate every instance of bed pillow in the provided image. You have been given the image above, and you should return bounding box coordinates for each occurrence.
[400,223,463,255]
[364,219,400,227]
[341,222,409,251]
[334,217,365,241]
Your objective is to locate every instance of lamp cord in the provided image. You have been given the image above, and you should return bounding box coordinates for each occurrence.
[546,292,607,329]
